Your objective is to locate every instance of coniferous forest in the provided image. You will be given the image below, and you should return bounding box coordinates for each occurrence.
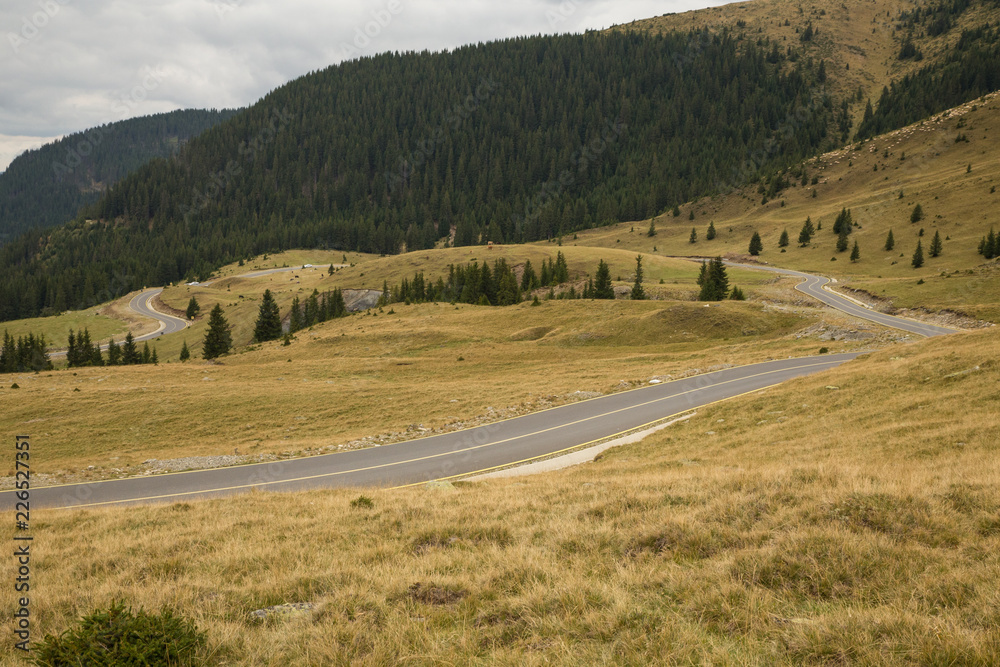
[0,30,840,322]
[0,109,237,244]
[856,24,1000,140]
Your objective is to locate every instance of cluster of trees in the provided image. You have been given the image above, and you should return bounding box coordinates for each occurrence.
[697,257,743,301]
[380,258,526,307]
[0,109,236,245]
[0,331,52,373]
[379,254,649,305]
[977,228,997,259]
[856,22,1000,140]
[0,30,838,323]
[67,328,158,367]
[287,288,348,334]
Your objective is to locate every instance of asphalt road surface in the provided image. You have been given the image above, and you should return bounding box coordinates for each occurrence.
[9,354,858,510]
[5,264,958,509]
[724,261,957,337]
[129,288,189,342]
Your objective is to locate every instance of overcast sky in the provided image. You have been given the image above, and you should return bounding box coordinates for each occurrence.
[1,0,736,171]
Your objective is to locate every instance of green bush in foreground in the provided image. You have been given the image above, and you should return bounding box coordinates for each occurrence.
[33,602,206,667]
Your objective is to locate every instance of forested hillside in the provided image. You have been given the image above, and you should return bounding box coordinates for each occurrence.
[0,30,840,321]
[856,22,1000,139]
[0,109,237,244]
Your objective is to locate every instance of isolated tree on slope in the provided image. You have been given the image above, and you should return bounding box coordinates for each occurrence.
[850,239,861,262]
[186,296,201,320]
[706,221,717,240]
[748,231,763,256]
[884,229,895,251]
[203,304,233,359]
[778,230,789,248]
[253,289,282,342]
[699,257,730,301]
[799,217,814,246]
[912,240,924,268]
[630,255,645,300]
[594,260,615,299]
[929,230,943,258]
[179,340,190,362]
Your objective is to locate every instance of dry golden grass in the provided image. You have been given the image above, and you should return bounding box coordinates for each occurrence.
[572,92,1000,321]
[5,328,998,665]
[1,292,855,479]
[616,0,1000,121]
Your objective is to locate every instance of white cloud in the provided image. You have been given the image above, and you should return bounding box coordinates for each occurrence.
[0,0,733,170]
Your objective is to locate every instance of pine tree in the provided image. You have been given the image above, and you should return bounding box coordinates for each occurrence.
[151,347,159,365]
[554,252,569,284]
[799,217,814,246]
[186,296,201,320]
[699,257,729,301]
[179,340,191,362]
[689,209,695,221]
[647,220,657,237]
[979,228,997,259]
[107,337,122,366]
[253,289,282,342]
[748,231,763,256]
[929,230,943,257]
[729,286,745,300]
[328,264,334,275]
[850,239,860,262]
[520,260,538,291]
[833,208,853,236]
[630,255,645,300]
[911,204,924,223]
[706,221,717,240]
[289,296,303,333]
[594,260,614,299]
[696,261,708,287]
[778,229,789,248]
[672,205,681,217]
[912,240,924,268]
[122,332,140,364]
[141,342,152,365]
[884,229,895,251]
[837,229,849,252]
[689,228,697,244]
[202,304,233,359]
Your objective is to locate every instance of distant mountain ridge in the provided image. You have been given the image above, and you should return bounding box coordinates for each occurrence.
[0,108,238,244]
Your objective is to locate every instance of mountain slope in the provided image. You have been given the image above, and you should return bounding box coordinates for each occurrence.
[0,109,238,245]
[0,30,836,321]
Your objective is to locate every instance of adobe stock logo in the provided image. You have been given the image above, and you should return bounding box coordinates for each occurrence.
[8,0,72,54]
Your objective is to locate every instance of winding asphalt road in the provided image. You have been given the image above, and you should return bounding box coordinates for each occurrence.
[724,261,957,337]
[4,263,957,510]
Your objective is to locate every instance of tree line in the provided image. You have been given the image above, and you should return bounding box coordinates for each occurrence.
[0,331,52,373]
[66,328,158,367]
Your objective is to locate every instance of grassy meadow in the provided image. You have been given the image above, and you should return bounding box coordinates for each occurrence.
[4,327,997,665]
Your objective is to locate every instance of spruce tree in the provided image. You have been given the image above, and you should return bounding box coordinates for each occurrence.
[910,204,924,223]
[554,252,569,283]
[837,230,849,252]
[142,342,152,365]
[799,217,814,246]
[929,230,943,258]
[185,296,201,320]
[630,255,645,300]
[253,289,282,342]
[850,239,860,262]
[706,221,717,240]
[151,347,159,365]
[648,220,657,237]
[748,231,763,256]
[672,205,681,217]
[912,240,924,268]
[594,260,614,299]
[107,337,122,366]
[778,230,789,248]
[699,257,730,301]
[179,340,191,362]
[122,332,140,364]
[884,229,895,251]
[289,296,303,333]
[202,304,233,359]
[730,286,745,300]
[520,260,538,291]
